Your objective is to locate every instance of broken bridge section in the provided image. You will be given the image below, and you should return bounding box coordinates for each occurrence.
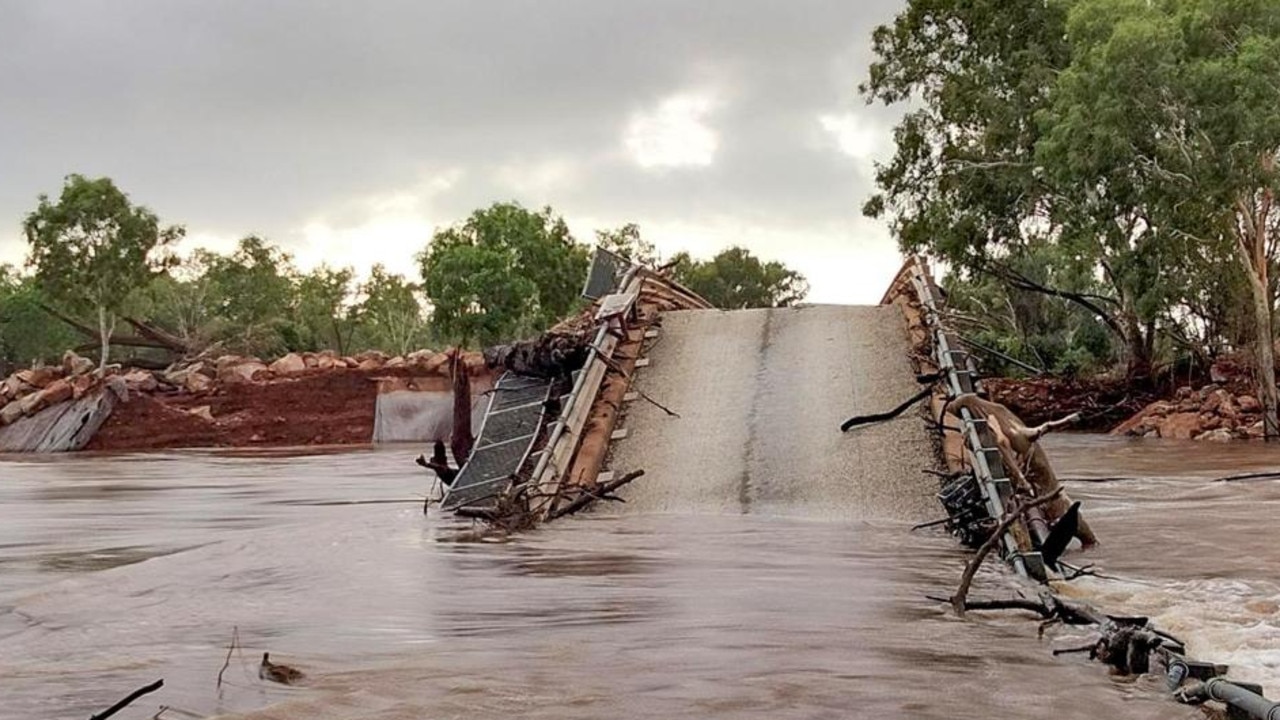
[602,304,940,521]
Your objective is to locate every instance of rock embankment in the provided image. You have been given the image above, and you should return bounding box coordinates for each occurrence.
[2,348,492,451]
[1111,385,1265,441]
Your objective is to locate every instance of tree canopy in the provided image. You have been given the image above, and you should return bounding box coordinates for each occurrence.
[23,174,183,369]
[669,246,809,309]
[865,0,1280,402]
[417,202,590,346]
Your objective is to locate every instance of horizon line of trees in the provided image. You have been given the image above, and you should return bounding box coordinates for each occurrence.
[1,174,808,375]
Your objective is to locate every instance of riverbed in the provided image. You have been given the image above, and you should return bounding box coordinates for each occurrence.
[1,436,1276,718]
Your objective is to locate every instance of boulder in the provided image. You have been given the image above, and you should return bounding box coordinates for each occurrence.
[185,372,213,393]
[0,399,24,425]
[163,368,191,387]
[385,355,406,368]
[188,405,215,422]
[355,350,388,366]
[315,354,339,370]
[104,376,129,402]
[1245,420,1266,438]
[341,356,359,368]
[1195,427,1235,442]
[269,353,307,375]
[16,367,60,389]
[1238,395,1261,413]
[122,370,158,392]
[421,352,451,375]
[1201,388,1230,414]
[1,374,27,400]
[70,374,94,399]
[302,352,319,369]
[218,361,268,384]
[36,378,74,407]
[1158,412,1203,440]
[406,349,435,365]
[62,350,94,376]
[18,390,46,416]
[1112,401,1173,436]
[1198,413,1222,431]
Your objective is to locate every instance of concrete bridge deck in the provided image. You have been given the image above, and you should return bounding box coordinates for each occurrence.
[604,304,938,522]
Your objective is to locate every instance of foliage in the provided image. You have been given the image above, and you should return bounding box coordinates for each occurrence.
[669,246,809,309]
[23,174,183,368]
[418,202,590,346]
[354,265,428,356]
[594,223,660,267]
[0,265,79,374]
[864,0,1280,387]
[293,265,357,355]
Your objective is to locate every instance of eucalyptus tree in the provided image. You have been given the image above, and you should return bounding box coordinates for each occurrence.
[23,175,182,370]
[1038,0,1280,436]
[861,0,1168,376]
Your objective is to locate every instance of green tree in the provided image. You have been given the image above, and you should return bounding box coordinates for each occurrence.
[1037,0,1280,435]
[23,175,183,370]
[668,246,808,309]
[0,266,79,374]
[293,265,357,354]
[355,264,428,355]
[861,0,1173,376]
[418,202,590,346]
[595,223,660,267]
[198,236,297,355]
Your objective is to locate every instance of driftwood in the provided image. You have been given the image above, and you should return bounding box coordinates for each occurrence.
[89,679,164,720]
[216,626,239,689]
[549,470,645,520]
[951,488,1063,616]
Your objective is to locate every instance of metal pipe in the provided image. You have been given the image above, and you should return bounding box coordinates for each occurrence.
[1202,678,1280,720]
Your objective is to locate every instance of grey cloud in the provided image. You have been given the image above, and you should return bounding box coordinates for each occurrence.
[0,0,906,280]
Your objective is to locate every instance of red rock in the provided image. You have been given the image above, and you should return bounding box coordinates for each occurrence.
[1201,389,1229,413]
[1,399,24,425]
[37,378,74,407]
[218,361,268,384]
[269,353,307,375]
[1196,427,1235,442]
[16,367,60,389]
[1158,412,1203,439]
[1112,401,1173,436]
[1239,395,1261,413]
[123,370,158,392]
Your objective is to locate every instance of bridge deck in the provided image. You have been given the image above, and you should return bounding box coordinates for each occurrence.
[604,304,938,521]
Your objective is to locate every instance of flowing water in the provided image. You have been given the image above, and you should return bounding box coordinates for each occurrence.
[0,437,1276,719]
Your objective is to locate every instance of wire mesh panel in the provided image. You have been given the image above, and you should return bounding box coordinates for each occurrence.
[441,372,554,510]
[582,246,630,300]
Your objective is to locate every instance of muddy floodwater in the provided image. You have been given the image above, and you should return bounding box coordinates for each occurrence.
[1,437,1277,719]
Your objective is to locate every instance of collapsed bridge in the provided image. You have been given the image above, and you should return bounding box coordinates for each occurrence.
[440,252,1279,720]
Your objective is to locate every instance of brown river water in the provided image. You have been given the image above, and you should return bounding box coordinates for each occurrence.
[0,436,1277,719]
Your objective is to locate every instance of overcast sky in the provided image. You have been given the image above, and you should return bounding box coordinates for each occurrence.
[0,1,906,304]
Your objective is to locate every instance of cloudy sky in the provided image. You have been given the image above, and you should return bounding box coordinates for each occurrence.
[0,1,907,304]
